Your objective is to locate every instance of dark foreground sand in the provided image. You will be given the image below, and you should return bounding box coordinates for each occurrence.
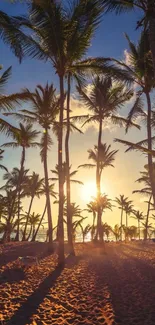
[1,241,155,325]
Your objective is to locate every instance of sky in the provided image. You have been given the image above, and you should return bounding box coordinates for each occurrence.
[0,0,151,230]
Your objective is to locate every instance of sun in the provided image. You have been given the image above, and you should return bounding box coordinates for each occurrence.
[81,181,97,202]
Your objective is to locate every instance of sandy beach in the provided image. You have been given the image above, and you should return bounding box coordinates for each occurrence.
[0,241,155,325]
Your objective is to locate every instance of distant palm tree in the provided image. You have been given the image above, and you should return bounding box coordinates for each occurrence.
[132,210,144,239]
[112,224,121,242]
[102,0,155,77]
[27,212,42,241]
[22,172,44,241]
[124,201,134,228]
[32,184,57,242]
[2,123,40,240]
[86,201,98,240]
[78,224,92,243]
[51,163,83,187]
[2,167,29,239]
[115,195,129,240]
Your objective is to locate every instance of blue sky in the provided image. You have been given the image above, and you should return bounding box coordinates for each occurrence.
[0,0,148,229]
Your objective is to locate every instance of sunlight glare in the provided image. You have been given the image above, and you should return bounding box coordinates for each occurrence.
[81,181,97,202]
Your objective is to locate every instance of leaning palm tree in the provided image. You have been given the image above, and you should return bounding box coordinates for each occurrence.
[2,123,40,240]
[102,0,155,77]
[22,172,44,241]
[115,195,129,240]
[5,84,60,246]
[132,210,144,239]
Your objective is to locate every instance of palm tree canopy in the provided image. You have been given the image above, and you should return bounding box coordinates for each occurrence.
[23,172,44,198]
[76,76,135,129]
[17,0,105,73]
[51,162,83,185]
[2,123,40,149]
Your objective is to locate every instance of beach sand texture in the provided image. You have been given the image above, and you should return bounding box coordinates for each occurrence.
[0,241,155,325]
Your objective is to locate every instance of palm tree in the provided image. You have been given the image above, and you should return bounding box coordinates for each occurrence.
[32,184,57,242]
[2,167,29,240]
[76,76,134,241]
[22,172,44,241]
[112,224,121,242]
[2,123,40,240]
[86,201,98,240]
[0,149,7,172]
[132,210,144,239]
[112,32,155,206]
[0,67,32,137]
[78,224,92,243]
[26,212,42,241]
[51,163,83,187]
[115,195,129,240]
[17,0,106,265]
[124,201,134,228]
[0,9,29,62]
[102,0,155,77]
[5,84,60,246]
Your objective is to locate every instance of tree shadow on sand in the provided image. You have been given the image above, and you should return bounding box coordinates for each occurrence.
[7,254,81,325]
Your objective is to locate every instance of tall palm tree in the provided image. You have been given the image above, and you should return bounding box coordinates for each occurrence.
[115,195,129,240]
[102,0,155,77]
[22,172,44,241]
[2,123,40,240]
[5,84,60,246]
[18,0,106,265]
[112,32,155,206]
[76,76,134,241]
[132,210,144,239]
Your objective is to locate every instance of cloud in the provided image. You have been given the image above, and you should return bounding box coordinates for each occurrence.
[124,49,131,66]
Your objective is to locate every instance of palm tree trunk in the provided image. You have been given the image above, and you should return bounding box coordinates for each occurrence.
[27,224,32,241]
[126,212,128,227]
[44,128,53,247]
[149,14,155,78]
[32,204,47,241]
[16,146,25,241]
[96,117,102,241]
[58,74,65,266]
[146,91,155,206]
[22,195,34,241]
[138,220,140,240]
[145,195,152,240]
[65,73,75,256]
[120,208,123,241]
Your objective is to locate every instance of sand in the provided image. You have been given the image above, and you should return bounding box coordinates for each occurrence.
[1,241,155,324]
